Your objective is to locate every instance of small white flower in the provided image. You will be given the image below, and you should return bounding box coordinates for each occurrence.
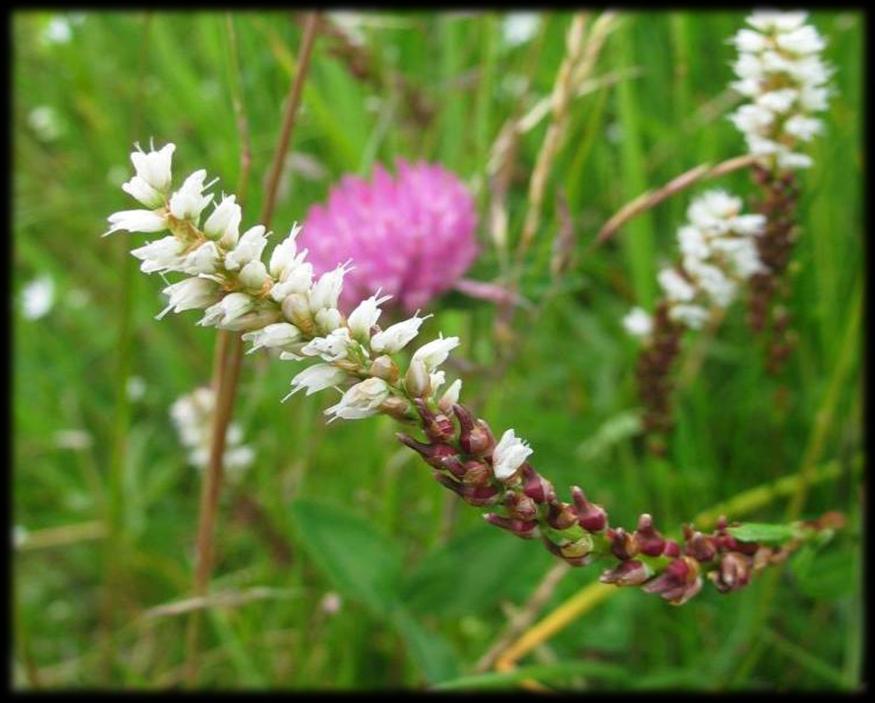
[502,12,540,47]
[301,327,352,362]
[324,377,391,421]
[777,151,813,169]
[238,260,270,290]
[126,376,147,401]
[315,307,343,334]
[42,16,73,44]
[308,262,353,313]
[243,322,302,353]
[106,208,168,235]
[729,104,775,137]
[438,379,463,411]
[225,225,268,271]
[203,195,242,245]
[669,303,709,330]
[748,11,808,34]
[732,28,768,52]
[122,176,164,208]
[370,311,431,354]
[347,291,391,341]
[756,88,799,114]
[284,363,348,400]
[491,429,533,480]
[411,335,460,372]
[28,106,63,142]
[157,277,220,319]
[130,142,175,195]
[131,236,186,273]
[168,169,213,222]
[658,268,695,303]
[20,275,55,320]
[198,292,254,328]
[623,307,653,338]
[269,258,313,302]
[731,214,767,236]
[685,259,737,308]
[677,225,710,260]
[784,114,822,141]
[183,241,222,275]
[775,25,825,55]
[687,190,742,232]
[268,223,303,279]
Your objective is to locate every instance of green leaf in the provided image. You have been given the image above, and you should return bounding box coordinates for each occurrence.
[727,522,799,544]
[390,608,460,684]
[400,524,531,618]
[791,544,856,600]
[288,499,403,616]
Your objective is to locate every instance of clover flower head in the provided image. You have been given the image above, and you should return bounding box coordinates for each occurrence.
[298,160,479,313]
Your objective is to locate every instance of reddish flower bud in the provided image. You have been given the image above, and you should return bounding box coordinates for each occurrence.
[504,491,538,522]
[685,530,718,562]
[643,557,702,605]
[607,527,639,560]
[452,404,495,456]
[413,398,456,443]
[459,483,501,507]
[709,551,752,593]
[571,487,607,532]
[484,513,539,539]
[600,559,653,586]
[662,540,681,558]
[461,460,492,486]
[547,501,578,530]
[522,465,556,503]
[635,514,666,557]
[396,433,460,471]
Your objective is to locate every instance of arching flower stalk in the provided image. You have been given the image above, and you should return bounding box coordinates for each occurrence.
[728,10,832,373]
[106,143,836,606]
[624,190,766,449]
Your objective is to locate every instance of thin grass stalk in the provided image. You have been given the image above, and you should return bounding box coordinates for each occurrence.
[182,12,320,686]
[491,455,859,676]
[592,154,759,248]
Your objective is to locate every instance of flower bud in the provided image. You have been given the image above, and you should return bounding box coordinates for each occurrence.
[504,491,538,522]
[380,396,412,421]
[405,359,431,398]
[523,465,556,504]
[571,487,607,532]
[662,539,681,558]
[461,460,492,486]
[559,534,594,564]
[635,514,666,557]
[685,530,718,562]
[642,556,701,605]
[600,559,653,586]
[281,293,315,335]
[709,552,752,593]
[607,527,639,560]
[413,398,455,443]
[484,513,538,539]
[547,501,578,530]
[396,433,460,471]
[452,404,495,456]
[458,483,501,507]
[369,355,399,383]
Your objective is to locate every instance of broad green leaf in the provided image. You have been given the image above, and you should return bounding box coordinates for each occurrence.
[391,607,460,684]
[400,524,531,618]
[288,499,403,616]
[727,522,799,544]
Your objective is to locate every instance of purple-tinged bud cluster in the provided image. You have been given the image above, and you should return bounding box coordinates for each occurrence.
[299,160,479,313]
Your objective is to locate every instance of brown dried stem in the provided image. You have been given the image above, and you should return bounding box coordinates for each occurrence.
[182,12,319,686]
[593,154,759,248]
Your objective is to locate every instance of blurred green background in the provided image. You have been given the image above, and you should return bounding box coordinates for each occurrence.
[13,10,863,690]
